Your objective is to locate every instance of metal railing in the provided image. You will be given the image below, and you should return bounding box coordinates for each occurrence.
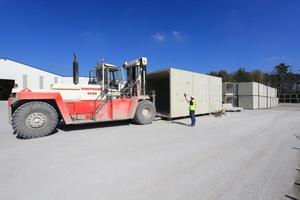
[92,84,111,118]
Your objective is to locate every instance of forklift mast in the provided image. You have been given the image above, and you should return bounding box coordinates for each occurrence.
[123,57,147,96]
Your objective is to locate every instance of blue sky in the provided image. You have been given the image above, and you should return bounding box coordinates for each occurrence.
[0,0,299,76]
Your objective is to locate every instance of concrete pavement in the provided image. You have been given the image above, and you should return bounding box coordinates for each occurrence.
[0,101,300,200]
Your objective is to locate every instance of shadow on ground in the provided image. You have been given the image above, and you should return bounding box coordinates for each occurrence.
[171,121,190,127]
[58,120,131,132]
[15,129,59,139]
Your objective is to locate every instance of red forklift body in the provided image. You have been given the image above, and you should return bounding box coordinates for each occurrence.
[10,89,139,125]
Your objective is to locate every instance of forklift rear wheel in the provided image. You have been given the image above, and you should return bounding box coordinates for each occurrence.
[12,101,58,139]
[134,100,156,125]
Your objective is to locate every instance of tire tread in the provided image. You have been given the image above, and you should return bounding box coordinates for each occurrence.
[12,101,58,138]
[134,100,156,125]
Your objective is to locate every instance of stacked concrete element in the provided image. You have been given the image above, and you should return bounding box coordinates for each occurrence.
[238,82,259,109]
[267,87,275,108]
[259,83,267,109]
[222,82,238,107]
[238,82,278,109]
[267,86,278,108]
[147,68,222,118]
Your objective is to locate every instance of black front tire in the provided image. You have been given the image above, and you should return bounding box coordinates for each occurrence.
[134,100,156,125]
[12,101,58,139]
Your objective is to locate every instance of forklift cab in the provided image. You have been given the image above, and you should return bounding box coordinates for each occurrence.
[89,63,125,90]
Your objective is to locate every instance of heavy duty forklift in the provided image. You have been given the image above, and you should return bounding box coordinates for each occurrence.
[8,55,156,138]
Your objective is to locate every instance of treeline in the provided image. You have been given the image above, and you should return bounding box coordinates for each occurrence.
[209,63,300,94]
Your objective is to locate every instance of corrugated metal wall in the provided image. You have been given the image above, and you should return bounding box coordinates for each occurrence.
[0,59,89,91]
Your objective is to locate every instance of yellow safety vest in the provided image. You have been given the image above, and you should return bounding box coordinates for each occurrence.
[189,100,196,111]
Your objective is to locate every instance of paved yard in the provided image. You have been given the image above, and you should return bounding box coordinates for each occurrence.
[0,101,300,200]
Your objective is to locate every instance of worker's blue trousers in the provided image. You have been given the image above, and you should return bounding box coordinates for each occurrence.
[190,110,196,126]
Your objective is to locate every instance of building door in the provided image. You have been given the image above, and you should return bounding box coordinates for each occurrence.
[0,79,15,100]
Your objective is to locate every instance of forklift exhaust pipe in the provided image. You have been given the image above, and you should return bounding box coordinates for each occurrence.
[73,54,79,85]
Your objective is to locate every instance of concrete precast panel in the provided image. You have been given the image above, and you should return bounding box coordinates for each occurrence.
[271,87,275,98]
[267,86,271,97]
[269,87,273,98]
[267,97,271,108]
[270,87,276,98]
[271,97,275,108]
[238,82,259,96]
[259,96,267,109]
[272,88,277,98]
[147,68,222,118]
[170,68,193,118]
[238,95,259,109]
[265,85,268,97]
[259,83,268,97]
[209,76,222,112]
[258,83,263,96]
[270,97,273,108]
[192,73,210,114]
[270,98,273,107]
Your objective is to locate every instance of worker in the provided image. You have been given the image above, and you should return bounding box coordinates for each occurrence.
[184,93,196,127]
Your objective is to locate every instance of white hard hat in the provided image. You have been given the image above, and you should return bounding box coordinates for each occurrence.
[191,95,195,98]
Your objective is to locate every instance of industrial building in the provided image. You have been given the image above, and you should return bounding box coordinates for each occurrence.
[147,68,222,118]
[0,58,88,100]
